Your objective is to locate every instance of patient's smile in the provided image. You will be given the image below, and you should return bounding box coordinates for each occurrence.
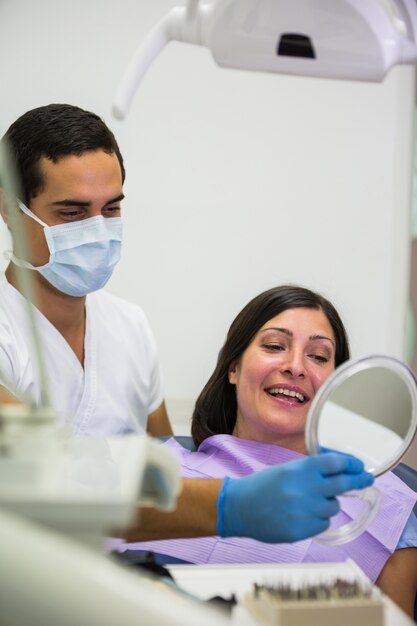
[266,385,308,404]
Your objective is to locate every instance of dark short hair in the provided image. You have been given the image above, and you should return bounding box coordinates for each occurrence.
[191,284,350,446]
[1,104,125,203]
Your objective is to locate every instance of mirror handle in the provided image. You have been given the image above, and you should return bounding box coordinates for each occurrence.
[314,486,381,546]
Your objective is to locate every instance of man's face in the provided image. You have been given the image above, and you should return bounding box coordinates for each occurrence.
[19,149,124,266]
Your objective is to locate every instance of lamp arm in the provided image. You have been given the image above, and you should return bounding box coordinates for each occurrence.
[113,7,186,120]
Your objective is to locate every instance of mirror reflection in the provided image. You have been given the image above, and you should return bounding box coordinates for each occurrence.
[318,366,413,471]
[307,356,417,476]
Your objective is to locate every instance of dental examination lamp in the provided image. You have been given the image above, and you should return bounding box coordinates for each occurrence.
[113,0,417,120]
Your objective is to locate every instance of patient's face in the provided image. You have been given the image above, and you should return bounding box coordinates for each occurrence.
[229,307,336,453]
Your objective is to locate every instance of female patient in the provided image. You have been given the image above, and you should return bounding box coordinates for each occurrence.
[126,285,417,615]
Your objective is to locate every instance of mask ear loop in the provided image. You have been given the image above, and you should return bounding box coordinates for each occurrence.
[16,199,48,227]
[314,486,381,546]
[11,199,55,267]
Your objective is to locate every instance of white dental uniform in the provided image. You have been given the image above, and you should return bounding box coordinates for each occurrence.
[0,276,163,435]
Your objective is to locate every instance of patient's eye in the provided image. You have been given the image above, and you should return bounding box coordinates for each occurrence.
[263,343,285,352]
[309,354,329,363]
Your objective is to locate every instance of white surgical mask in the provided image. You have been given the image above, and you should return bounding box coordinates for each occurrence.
[6,200,123,297]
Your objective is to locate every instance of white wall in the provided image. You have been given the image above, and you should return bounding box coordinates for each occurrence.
[0,0,415,433]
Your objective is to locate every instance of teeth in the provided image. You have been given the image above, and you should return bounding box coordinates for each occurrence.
[268,387,305,402]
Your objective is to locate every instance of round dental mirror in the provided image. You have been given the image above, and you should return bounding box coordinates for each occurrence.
[306,355,417,476]
[305,355,417,545]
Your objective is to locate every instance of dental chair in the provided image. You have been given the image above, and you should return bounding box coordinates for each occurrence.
[392,462,417,622]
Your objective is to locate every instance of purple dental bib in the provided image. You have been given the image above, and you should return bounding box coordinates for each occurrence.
[115,435,417,582]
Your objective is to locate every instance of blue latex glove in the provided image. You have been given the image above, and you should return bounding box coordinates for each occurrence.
[217,451,374,543]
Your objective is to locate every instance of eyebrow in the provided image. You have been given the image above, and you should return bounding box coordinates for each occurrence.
[260,327,335,347]
[50,193,125,208]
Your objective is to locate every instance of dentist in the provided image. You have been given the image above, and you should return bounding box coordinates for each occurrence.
[0,103,172,437]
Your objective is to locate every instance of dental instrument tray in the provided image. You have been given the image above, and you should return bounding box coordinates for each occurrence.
[243,562,383,626]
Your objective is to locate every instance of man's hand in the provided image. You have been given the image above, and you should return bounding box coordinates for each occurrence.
[217,451,374,543]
